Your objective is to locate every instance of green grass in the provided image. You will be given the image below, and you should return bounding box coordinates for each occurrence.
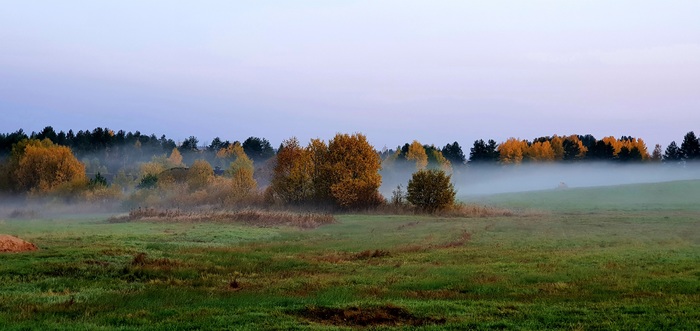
[1,181,699,329]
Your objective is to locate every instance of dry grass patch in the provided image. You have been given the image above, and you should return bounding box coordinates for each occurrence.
[109,208,335,229]
[0,234,38,253]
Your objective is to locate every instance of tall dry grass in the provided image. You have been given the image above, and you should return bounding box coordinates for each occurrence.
[109,208,335,229]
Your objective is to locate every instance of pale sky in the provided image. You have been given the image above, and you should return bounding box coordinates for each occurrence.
[1,1,699,149]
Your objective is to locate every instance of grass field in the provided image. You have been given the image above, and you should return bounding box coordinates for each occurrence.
[1,180,699,330]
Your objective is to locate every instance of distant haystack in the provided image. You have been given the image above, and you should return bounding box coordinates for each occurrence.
[0,234,38,253]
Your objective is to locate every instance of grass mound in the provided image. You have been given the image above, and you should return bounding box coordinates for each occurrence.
[108,208,335,229]
[0,234,38,253]
[294,304,446,327]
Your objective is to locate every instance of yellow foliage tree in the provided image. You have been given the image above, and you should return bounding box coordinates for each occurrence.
[406,140,428,170]
[307,138,330,202]
[168,148,184,167]
[10,139,86,193]
[187,159,213,191]
[230,167,257,200]
[602,136,623,156]
[550,135,564,161]
[226,144,254,176]
[429,149,453,173]
[526,141,555,162]
[498,138,526,164]
[139,161,166,178]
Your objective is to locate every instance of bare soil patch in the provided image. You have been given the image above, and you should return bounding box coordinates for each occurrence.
[294,304,445,327]
[0,234,38,253]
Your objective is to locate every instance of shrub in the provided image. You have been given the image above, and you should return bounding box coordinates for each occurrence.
[406,169,456,213]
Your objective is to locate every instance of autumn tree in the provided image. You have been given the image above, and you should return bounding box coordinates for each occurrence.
[406,169,456,213]
[428,148,452,173]
[9,139,86,193]
[406,140,428,170]
[307,138,330,203]
[224,143,254,176]
[187,159,213,191]
[270,137,313,203]
[549,135,565,161]
[167,148,184,168]
[526,141,555,162]
[498,138,526,164]
[324,133,383,209]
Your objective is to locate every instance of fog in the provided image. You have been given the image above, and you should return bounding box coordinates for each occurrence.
[380,163,700,198]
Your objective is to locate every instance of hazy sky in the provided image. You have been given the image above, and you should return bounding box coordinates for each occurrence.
[2,1,699,149]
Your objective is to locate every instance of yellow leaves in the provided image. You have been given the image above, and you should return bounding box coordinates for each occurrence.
[187,159,213,191]
[550,136,564,160]
[429,149,453,173]
[526,141,555,162]
[140,162,166,178]
[271,137,314,203]
[406,140,428,170]
[11,139,86,193]
[271,133,382,208]
[326,133,382,208]
[602,136,649,159]
[498,138,527,164]
[168,148,183,167]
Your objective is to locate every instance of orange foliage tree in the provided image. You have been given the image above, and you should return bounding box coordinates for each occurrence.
[270,133,382,208]
[325,133,383,208]
[270,137,313,204]
[498,138,527,164]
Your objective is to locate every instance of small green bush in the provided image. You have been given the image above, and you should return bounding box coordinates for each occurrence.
[406,169,456,213]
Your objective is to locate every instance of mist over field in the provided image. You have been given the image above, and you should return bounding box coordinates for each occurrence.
[456,163,700,196]
[380,163,700,198]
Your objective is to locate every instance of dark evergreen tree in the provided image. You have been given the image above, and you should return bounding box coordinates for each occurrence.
[242,137,275,161]
[663,141,683,163]
[0,129,29,156]
[35,126,58,143]
[562,139,581,162]
[180,136,200,152]
[469,139,499,165]
[578,134,597,149]
[629,146,643,162]
[680,131,700,161]
[441,141,466,165]
[208,137,230,152]
[586,140,615,161]
[160,135,176,152]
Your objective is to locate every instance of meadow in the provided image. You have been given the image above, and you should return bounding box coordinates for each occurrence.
[1,180,699,330]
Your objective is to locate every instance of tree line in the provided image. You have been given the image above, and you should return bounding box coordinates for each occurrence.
[1,126,698,211]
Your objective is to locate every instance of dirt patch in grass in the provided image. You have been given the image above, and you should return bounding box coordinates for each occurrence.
[108,208,335,229]
[0,234,38,253]
[294,304,445,327]
[315,249,391,263]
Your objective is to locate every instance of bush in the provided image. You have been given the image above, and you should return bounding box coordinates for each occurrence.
[406,169,456,213]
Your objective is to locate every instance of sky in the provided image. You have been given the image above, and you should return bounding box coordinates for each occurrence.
[1,0,699,149]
